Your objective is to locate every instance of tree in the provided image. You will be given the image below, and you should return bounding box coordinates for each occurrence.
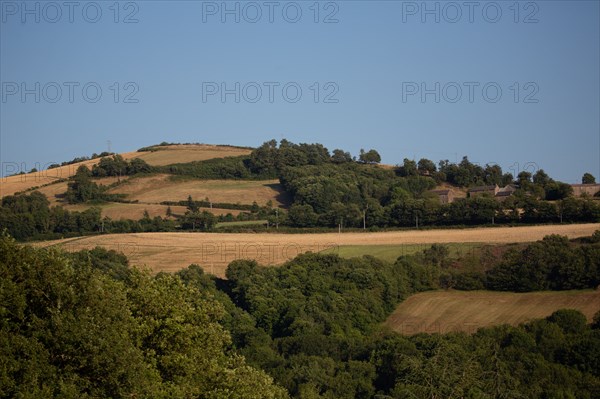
[287,204,318,227]
[582,173,596,184]
[545,181,574,200]
[533,169,552,187]
[517,171,532,188]
[483,164,503,185]
[417,158,437,175]
[358,149,381,164]
[331,149,353,164]
[66,165,104,203]
[398,158,418,177]
[187,195,199,212]
[181,210,216,231]
[127,158,152,174]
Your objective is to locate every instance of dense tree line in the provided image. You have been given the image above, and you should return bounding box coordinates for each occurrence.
[0,191,102,240]
[0,190,272,240]
[0,191,223,240]
[91,155,152,177]
[240,140,600,228]
[486,233,600,291]
[158,156,257,179]
[390,233,600,293]
[47,151,113,169]
[278,164,599,228]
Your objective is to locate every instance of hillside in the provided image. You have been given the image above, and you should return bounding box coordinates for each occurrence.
[1,144,258,218]
[385,289,600,335]
[0,144,252,197]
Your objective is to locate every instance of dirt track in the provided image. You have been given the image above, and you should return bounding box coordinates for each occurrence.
[33,223,600,277]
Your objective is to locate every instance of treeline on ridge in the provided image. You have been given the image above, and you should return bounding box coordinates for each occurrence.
[4,139,600,237]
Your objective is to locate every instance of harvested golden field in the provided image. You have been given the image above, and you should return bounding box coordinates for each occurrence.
[0,144,251,197]
[134,144,251,166]
[0,157,103,197]
[107,175,288,206]
[33,223,600,277]
[385,290,600,335]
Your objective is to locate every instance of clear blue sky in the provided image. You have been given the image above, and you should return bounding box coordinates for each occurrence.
[1,0,599,183]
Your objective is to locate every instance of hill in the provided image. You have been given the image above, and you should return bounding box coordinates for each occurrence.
[1,144,258,219]
[385,289,600,335]
[0,144,252,198]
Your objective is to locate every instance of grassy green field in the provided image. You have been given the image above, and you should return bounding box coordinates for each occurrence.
[320,243,483,263]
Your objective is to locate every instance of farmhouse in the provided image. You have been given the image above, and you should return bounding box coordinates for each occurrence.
[468,184,517,201]
[429,189,455,204]
[495,185,517,201]
[571,184,600,197]
[468,185,499,198]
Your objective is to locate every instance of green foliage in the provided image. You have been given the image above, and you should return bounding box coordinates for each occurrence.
[582,173,596,184]
[331,149,353,163]
[287,204,319,227]
[486,234,600,292]
[545,181,574,200]
[47,151,113,169]
[180,210,217,231]
[358,149,381,164]
[92,154,153,177]
[158,156,255,179]
[66,165,107,203]
[224,253,426,398]
[548,309,588,334]
[417,158,437,174]
[0,233,288,398]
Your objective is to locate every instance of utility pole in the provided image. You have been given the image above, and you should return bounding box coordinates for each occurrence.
[415,214,419,229]
[107,140,112,153]
[363,204,369,230]
[275,208,279,229]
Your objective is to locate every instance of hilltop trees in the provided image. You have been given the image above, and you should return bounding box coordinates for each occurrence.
[583,173,596,184]
[91,155,152,177]
[417,158,437,174]
[331,149,353,163]
[359,149,381,164]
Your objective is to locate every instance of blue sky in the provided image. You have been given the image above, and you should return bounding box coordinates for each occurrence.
[1,0,599,183]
